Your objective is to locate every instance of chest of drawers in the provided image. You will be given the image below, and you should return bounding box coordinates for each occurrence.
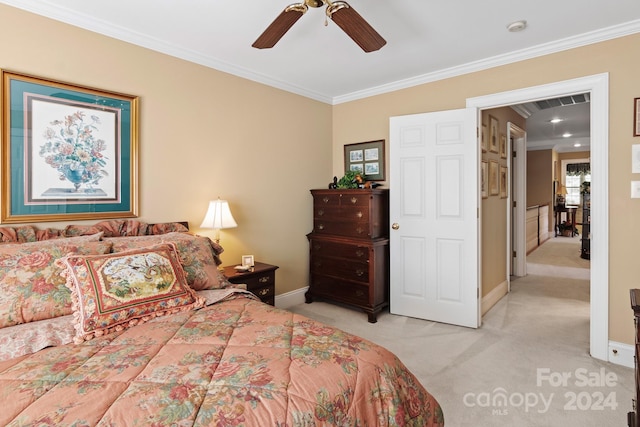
[306,189,389,322]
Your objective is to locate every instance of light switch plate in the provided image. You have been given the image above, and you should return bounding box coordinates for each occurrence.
[632,181,640,198]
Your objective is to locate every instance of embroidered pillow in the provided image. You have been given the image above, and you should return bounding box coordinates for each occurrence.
[104,232,231,290]
[59,243,205,343]
[0,234,109,328]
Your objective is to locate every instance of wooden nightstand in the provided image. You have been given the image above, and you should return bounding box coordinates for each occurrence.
[222,262,279,306]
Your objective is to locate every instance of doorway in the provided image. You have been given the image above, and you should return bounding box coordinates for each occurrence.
[467,73,609,361]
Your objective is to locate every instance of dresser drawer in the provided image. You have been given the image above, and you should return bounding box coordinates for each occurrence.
[310,257,369,283]
[314,205,370,222]
[241,271,275,292]
[313,192,371,207]
[310,240,369,261]
[312,219,374,238]
[310,274,370,305]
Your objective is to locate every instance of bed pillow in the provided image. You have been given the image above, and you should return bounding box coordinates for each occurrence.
[104,232,231,290]
[0,234,110,329]
[59,243,205,343]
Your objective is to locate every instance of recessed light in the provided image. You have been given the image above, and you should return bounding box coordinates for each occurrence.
[507,20,527,32]
[563,132,572,138]
[549,118,563,124]
[574,143,581,147]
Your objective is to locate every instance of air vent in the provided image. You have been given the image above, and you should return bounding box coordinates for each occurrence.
[535,93,590,110]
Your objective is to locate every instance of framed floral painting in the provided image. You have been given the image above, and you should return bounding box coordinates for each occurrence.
[1,70,139,223]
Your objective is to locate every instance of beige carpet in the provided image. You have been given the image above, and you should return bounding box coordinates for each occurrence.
[287,238,633,426]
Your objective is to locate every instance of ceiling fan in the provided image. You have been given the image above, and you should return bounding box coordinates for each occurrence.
[252,0,386,53]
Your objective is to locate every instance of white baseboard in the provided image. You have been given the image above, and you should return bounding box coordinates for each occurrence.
[482,280,508,315]
[275,286,308,309]
[608,341,634,368]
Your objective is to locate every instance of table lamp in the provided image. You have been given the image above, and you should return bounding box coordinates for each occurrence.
[200,198,238,244]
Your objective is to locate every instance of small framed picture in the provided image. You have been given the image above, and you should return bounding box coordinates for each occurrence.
[242,255,255,267]
[489,115,499,153]
[344,140,385,181]
[499,134,507,159]
[489,160,499,196]
[481,124,488,153]
[634,97,640,137]
[481,160,488,199]
[500,165,508,198]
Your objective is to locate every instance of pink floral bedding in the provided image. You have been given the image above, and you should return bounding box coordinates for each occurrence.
[0,294,444,426]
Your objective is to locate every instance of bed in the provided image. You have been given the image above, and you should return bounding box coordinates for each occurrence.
[0,220,444,426]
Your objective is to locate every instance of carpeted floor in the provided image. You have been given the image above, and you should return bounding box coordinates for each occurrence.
[288,237,633,426]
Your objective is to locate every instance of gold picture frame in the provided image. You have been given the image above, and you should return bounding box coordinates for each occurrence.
[481,124,488,152]
[1,70,139,223]
[500,165,508,198]
[488,115,499,153]
[499,134,507,159]
[489,160,499,196]
[481,160,488,199]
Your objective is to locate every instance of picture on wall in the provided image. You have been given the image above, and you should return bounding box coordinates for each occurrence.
[500,134,507,159]
[481,124,488,152]
[344,139,385,181]
[1,70,139,223]
[489,115,499,153]
[481,160,488,199]
[489,160,499,196]
[500,165,508,198]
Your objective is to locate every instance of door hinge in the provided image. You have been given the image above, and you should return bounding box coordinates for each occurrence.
[513,250,517,258]
[477,288,480,298]
[513,201,517,208]
[513,150,516,158]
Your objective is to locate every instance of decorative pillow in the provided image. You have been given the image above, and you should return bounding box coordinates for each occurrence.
[0,234,110,329]
[104,233,231,290]
[59,243,205,343]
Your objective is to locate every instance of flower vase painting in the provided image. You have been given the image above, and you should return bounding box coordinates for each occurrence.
[34,103,116,199]
[1,70,138,223]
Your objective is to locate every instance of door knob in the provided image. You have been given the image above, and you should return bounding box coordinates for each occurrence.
[392,223,400,230]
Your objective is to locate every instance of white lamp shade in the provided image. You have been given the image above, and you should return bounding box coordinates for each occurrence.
[200,199,238,230]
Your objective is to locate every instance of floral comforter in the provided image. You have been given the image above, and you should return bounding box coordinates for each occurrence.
[0,295,444,426]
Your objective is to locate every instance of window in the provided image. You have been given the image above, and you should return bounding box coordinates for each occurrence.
[564,162,590,206]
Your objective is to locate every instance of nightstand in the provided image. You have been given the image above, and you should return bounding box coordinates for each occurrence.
[222,262,279,306]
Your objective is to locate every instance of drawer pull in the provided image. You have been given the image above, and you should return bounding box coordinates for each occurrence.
[355,250,365,258]
[355,269,365,277]
[314,243,322,250]
[318,209,324,216]
[259,276,270,283]
[318,224,325,230]
[355,290,364,297]
[350,197,357,204]
[258,288,269,296]
[355,227,364,234]
[356,211,363,218]
[322,197,329,203]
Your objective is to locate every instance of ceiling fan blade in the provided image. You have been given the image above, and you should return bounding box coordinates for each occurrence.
[328,1,386,52]
[252,4,307,49]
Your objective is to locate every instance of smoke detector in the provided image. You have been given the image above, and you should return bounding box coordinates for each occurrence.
[507,20,527,32]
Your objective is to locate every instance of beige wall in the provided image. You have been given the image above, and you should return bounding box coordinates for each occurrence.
[527,149,554,235]
[0,4,333,295]
[333,33,640,346]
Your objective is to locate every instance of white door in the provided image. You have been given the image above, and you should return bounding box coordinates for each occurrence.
[389,108,479,328]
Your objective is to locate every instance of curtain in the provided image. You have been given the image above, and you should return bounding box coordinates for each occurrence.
[566,162,590,176]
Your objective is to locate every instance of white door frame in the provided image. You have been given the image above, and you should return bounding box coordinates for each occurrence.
[467,73,609,362]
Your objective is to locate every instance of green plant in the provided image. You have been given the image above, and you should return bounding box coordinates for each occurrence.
[336,170,360,189]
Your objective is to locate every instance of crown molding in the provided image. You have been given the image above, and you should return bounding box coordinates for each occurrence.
[2,0,638,106]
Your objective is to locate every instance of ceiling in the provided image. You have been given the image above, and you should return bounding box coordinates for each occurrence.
[3,0,639,152]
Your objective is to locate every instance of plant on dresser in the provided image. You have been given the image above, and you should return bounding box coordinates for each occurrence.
[305,188,389,323]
